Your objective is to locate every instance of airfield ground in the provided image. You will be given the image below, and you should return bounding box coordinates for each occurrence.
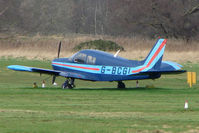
[0,58,199,133]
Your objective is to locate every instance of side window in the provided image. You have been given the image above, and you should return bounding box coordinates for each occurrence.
[73,53,87,64]
[87,55,96,65]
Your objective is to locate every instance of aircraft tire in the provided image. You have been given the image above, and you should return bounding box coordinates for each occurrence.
[62,83,67,89]
[117,81,126,89]
[68,84,73,89]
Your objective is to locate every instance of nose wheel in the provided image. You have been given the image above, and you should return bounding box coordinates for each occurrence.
[62,78,75,89]
[117,81,126,89]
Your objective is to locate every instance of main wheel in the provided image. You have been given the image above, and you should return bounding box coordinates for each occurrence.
[117,81,126,89]
[67,84,73,89]
[62,80,69,89]
[62,83,67,89]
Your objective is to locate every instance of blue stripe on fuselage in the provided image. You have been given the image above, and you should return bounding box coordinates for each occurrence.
[52,62,132,76]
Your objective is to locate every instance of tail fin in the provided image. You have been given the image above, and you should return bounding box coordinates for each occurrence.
[132,39,167,73]
[143,38,167,70]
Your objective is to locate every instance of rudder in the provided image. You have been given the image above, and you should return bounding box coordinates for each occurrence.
[132,38,167,73]
[143,38,167,71]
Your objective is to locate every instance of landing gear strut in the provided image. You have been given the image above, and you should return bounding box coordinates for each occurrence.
[62,78,75,89]
[117,81,126,89]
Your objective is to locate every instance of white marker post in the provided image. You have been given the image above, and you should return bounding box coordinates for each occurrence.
[184,100,188,110]
[42,80,45,88]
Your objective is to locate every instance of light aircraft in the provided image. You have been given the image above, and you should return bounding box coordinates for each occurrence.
[7,38,186,89]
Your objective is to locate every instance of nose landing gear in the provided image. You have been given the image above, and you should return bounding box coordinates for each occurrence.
[62,78,75,89]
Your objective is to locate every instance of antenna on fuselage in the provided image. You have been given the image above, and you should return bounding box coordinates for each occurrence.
[114,49,120,57]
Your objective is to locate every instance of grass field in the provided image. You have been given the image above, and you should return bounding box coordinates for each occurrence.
[0,58,199,133]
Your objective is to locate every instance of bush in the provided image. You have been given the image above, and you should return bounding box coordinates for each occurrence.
[73,39,124,52]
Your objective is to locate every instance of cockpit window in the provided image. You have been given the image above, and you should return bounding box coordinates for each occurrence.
[73,53,87,64]
[69,52,96,65]
[87,55,96,65]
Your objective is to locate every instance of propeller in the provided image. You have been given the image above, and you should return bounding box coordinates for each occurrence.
[52,41,62,85]
[57,41,62,58]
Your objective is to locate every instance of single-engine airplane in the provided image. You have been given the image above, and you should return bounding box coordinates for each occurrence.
[8,38,186,89]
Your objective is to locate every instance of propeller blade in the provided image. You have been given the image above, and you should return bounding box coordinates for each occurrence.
[57,41,62,58]
[52,75,56,84]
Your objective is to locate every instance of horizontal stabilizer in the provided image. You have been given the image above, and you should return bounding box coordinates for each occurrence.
[138,70,186,75]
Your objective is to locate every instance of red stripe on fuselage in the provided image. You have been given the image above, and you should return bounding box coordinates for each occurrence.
[132,39,167,73]
[52,63,100,71]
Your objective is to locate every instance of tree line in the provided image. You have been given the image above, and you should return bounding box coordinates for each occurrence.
[0,0,199,40]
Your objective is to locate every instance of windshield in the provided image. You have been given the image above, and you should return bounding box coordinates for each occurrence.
[69,52,96,65]
[73,53,87,63]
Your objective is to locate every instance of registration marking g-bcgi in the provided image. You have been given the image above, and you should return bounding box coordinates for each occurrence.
[101,66,131,75]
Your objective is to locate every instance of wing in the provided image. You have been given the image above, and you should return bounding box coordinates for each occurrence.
[7,65,85,79]
[7,65,60,75]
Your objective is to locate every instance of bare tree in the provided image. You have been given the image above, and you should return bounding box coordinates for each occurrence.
[0,0,198,39]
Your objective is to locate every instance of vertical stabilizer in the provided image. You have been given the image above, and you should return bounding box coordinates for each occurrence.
[132,39,167,73]
[143,38,167,71]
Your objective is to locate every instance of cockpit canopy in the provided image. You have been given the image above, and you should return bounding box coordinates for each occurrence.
[69,52,96,65]
[68,49,134,67]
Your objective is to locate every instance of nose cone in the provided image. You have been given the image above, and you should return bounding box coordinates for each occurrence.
[52,58,69,70]
[52,58,60,62]
[52,58,69,63]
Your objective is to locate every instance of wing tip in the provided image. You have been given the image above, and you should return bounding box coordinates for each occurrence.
[7,65,32,72]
